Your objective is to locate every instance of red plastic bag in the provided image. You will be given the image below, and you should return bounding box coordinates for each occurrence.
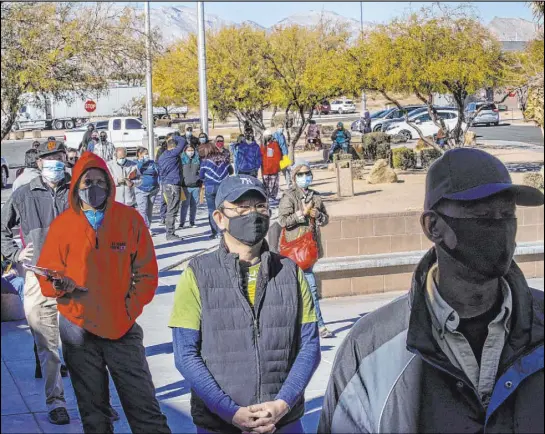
[279,227,319,271]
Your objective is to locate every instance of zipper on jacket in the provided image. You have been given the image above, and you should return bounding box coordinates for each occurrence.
[233,259,262,402]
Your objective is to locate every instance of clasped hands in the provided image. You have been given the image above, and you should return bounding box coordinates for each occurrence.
[232,399,289,434]
[302,201,319,219]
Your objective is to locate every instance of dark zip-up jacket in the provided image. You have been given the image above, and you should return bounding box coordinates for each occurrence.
[157,136,186,186]
[319,248,544,433]
[1,175,70,265]
[178,240,309,432]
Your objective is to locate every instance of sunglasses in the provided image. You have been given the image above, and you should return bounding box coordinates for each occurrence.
[296,171,313,177]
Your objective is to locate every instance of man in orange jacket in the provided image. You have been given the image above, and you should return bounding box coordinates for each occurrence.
[37,152,170,434]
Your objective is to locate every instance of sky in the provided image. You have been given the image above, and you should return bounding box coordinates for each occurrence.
[145,1,535,27]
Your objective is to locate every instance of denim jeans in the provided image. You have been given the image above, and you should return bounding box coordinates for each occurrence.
[135,188,159,228]
[196,419,304,434]
[180,187,200,226]
[303,269,325,328]
[60,316,170,433]
[205,184,220,236]
[328,142,349,159]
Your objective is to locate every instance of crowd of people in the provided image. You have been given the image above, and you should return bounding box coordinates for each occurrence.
[1,122,544,434]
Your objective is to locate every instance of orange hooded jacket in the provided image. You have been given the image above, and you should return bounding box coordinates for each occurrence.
[37,151,158,339]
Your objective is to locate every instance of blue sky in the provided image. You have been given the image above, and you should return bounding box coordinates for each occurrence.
[146,1,534,27]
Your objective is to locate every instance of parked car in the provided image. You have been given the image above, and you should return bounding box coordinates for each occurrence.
[63,117,177,152]
[384,109,467,141]
[1,156,9,189]
[330,99,357,114]
[370,105,425,132]
[464,102,500,126]
[313,101,331,115]
[380,106,456,131]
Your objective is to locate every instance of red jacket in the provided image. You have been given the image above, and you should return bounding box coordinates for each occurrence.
[37,152,158,339]
[261,140,282,175]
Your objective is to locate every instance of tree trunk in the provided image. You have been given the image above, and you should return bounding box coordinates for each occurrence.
[288,104,313,163]
[1,95,21,141]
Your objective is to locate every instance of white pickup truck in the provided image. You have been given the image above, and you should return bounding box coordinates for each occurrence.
[63,117,178,151]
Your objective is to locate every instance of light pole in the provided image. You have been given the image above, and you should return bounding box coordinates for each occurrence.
[197,1,209,136]
[144,1,155,157]
[360,2,367,115]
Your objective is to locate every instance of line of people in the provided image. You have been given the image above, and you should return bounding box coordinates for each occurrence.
[2,133,542,434]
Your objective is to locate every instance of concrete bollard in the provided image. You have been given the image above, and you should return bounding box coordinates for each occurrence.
[32,130,42,138]
[15,131,24,140]
[9,132,17,140]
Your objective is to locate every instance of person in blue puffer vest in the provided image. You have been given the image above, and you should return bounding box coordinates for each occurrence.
[135,146,160,235]
[235,129,262,177]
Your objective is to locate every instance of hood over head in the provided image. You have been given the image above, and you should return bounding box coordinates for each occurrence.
[69,151,115,213]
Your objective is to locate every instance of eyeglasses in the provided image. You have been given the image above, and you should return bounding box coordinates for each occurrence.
[81,178,108,189]
[221,203,270,216]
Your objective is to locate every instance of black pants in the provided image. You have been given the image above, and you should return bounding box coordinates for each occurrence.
[163,184,182,236]
[60,316,171,434]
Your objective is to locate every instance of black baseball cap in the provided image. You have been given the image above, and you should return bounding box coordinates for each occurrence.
[215,175,267,209]
[425,148,544,210]
[37,139,66,158]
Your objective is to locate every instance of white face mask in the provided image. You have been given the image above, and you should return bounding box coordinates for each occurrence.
[186,151,195,158]
[41,160,65,184]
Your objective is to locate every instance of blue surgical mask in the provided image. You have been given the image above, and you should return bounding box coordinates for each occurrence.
[41,160,65,184]
[186,131,192,138]
[83,209,105,231]
[141,156,150,162]
[296,175,313,189]
[199,138,206,144]
[117,158,126,165]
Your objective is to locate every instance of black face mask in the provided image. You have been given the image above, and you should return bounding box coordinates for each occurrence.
[79,185,108,209]
[224,212,270,246]
[437,213,517,278]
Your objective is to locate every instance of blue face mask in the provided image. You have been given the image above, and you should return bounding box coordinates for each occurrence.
[83,209,105,231]
[186,131,192,138]
[140,156,150,162]
[199,137,206,144]
[41,160,65,184]
[296,174,313,189]
[117,158,126,165]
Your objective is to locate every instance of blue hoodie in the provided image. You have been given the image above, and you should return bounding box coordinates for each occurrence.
[273,131,288,156]
[136,159,159,193]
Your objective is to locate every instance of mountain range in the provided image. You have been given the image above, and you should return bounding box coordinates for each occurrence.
[146,5,538,46]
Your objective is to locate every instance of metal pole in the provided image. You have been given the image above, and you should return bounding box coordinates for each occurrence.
[197,1,209,136]
[144,1,155,157]
[360,2,367,115]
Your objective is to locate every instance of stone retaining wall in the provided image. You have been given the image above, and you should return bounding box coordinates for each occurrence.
[317,206,544,298]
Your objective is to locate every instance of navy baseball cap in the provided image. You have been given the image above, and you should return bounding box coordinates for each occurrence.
[425,148,544,210]
[37,139,66,158]
[215,175,268,209]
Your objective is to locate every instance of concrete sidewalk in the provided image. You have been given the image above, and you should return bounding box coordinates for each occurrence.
[2,276,543,433]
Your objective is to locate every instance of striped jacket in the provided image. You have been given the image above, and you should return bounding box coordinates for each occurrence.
[199,156,232,187]
[319,248,544,433]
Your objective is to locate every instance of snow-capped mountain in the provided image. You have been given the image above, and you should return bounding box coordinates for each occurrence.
[147,5,538,46]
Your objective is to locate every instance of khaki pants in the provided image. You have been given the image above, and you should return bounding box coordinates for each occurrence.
[24,272,66,411]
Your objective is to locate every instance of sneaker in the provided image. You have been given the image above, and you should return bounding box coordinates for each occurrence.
[60,364,69,378]
[160,218,166,225]
[208,234,217,240]
[319,327,334,339]
[166,234,183,242]
[48,407,70,425]
[190,224,197,228]
[109,406,120,422]
[178,224,186,229]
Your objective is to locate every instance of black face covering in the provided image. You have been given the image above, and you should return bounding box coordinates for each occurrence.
[79,185,108,209]
[224,212,270,246]
[437,212,517,278]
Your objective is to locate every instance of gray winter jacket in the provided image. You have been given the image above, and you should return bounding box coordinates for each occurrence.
[318,248,544,434]
[1,176,70,265]
[277,186,329,259]
[11,168,41,193]
[107,159,138,206]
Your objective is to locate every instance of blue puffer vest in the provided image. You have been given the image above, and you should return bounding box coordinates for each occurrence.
[188,240,305,433]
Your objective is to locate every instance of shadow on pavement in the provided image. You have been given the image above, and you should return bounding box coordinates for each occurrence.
[146,341,173,357]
